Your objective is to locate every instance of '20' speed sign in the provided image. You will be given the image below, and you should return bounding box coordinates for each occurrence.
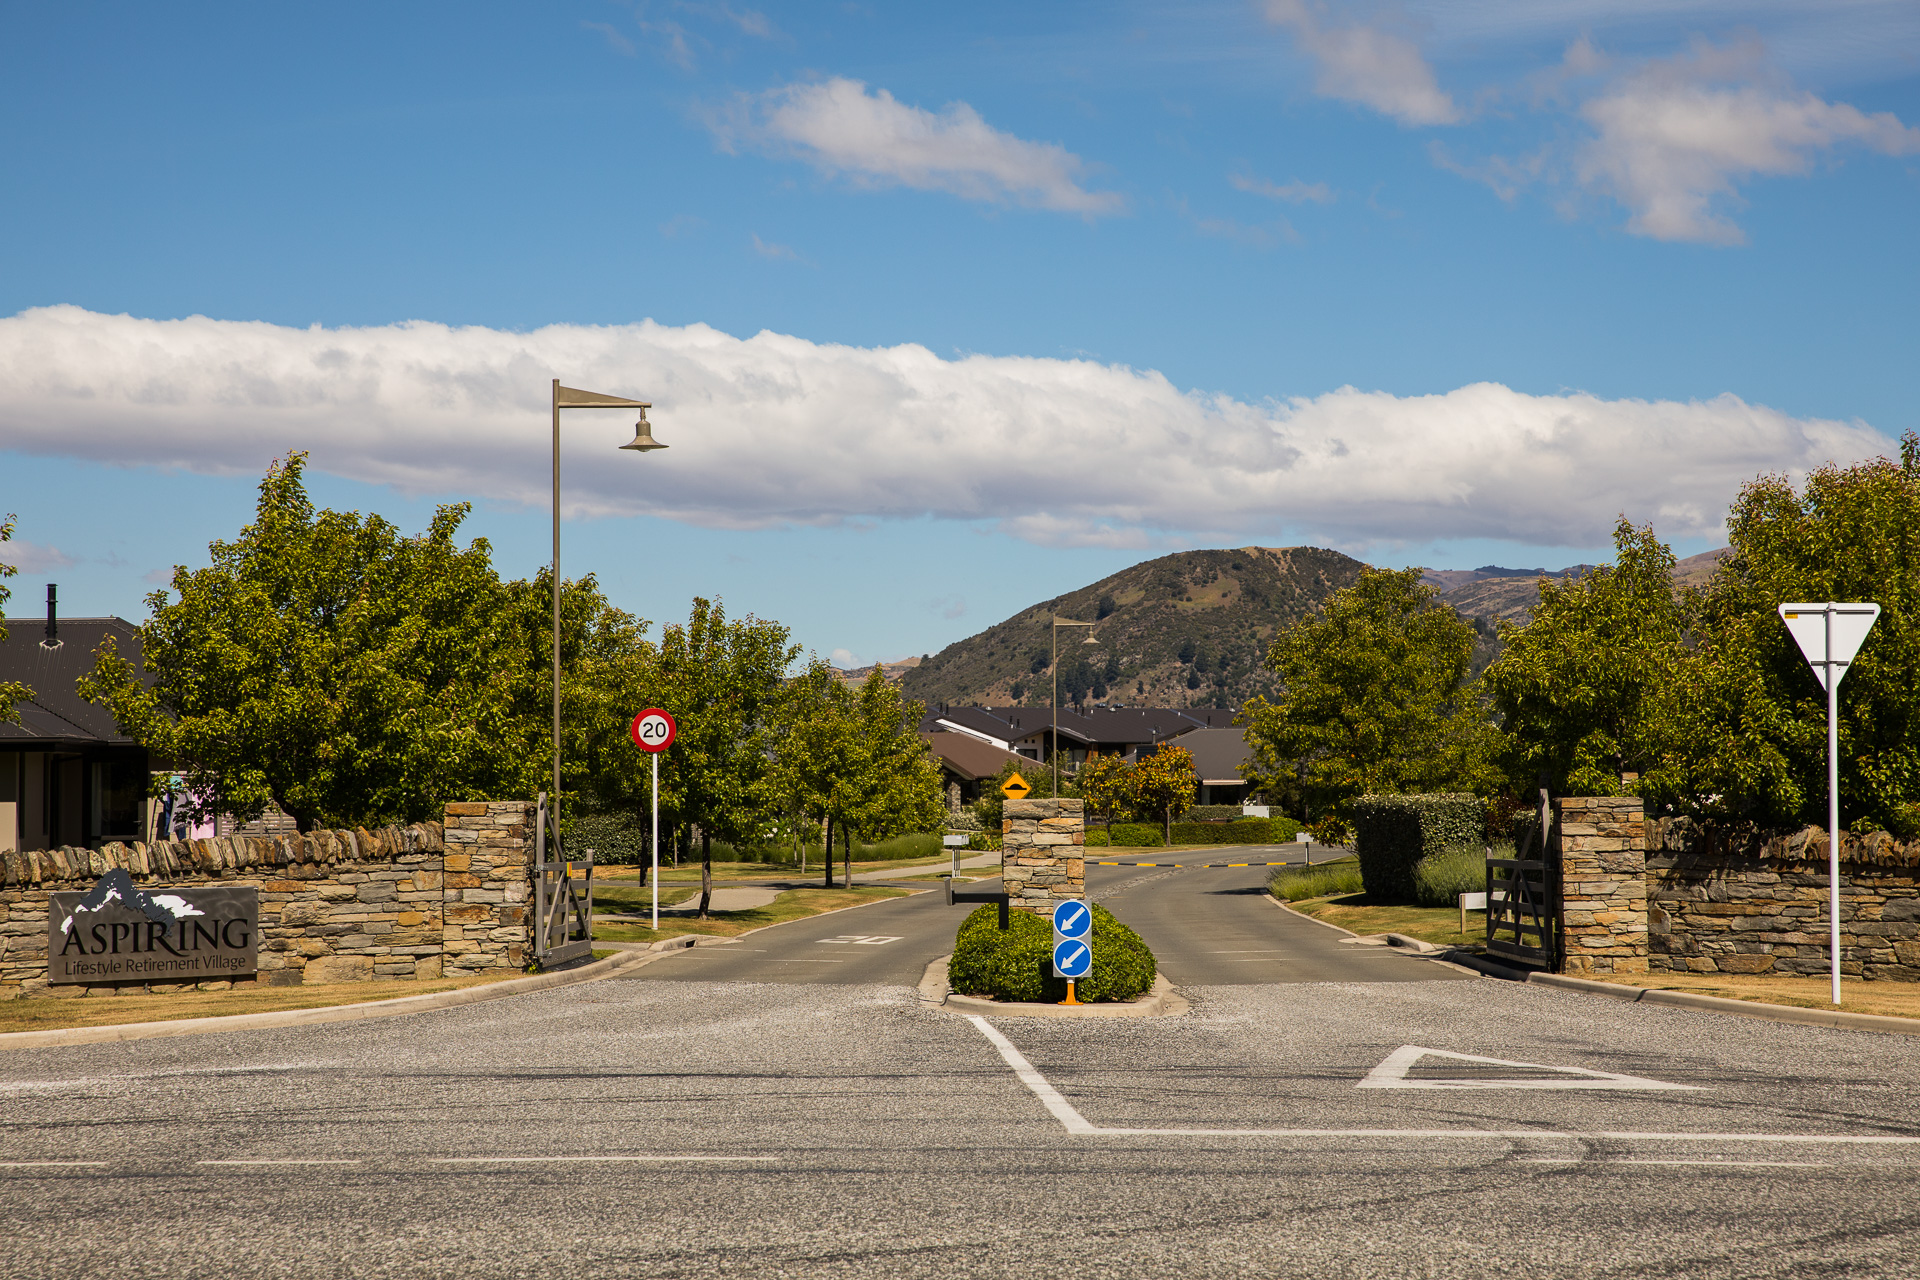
[629,709,677,753]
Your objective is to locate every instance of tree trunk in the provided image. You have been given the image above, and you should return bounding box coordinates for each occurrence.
[843,823,852,887]
[822,815,834,889]
[1164,806,1172,848]
[699,827,713,918]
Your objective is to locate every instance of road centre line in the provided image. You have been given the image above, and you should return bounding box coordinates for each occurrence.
[965,1017,1920,1145]
[428,1156,778,1164]
[197,1159,362,1166]
[1519,1158,1832,1168]
[0,1161,108,1168]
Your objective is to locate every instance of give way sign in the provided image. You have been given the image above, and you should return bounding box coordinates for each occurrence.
[1779,603,1880,692]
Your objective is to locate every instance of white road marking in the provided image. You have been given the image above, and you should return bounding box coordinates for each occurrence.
[966,1019,1920,1145]
[1358,1045,1698,1091]
[1210,950,1286,953]
[197,1159,362,1166]
[428,1155,778,1164]
[0,1161,109,1168]
[1520,1158,1832,1168]
[819,936,903,945]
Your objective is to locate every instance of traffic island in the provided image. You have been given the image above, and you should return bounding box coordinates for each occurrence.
[921,957,1187,1018]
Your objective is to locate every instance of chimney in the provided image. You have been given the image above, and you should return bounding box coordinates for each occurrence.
[43,583,59,647]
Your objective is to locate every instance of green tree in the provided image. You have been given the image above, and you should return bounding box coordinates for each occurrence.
[775,666,943,888]
[1668,435,1920,835]
[1076,750,1130,833]
[0,516,30,722]
[1128,744,1197,845]
[1481,520,1688,797]
[1242,566,1490,841]
[648,597,799,915]
[79,454,570,830]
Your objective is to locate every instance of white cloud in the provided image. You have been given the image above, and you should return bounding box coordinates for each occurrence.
[1229,173,1336,204]
[0,306,1893,550]
[711,78,1125,215]
[1265,0,1461,126]
[749,233,798,260]
[1575,39,1920,244]
[0,538,77,573]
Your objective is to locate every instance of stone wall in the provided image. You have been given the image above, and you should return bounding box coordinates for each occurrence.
[1647,820,1920,981]
[0,801,534,996]
[1554,796,1650,975]
[1001,798,1084,915]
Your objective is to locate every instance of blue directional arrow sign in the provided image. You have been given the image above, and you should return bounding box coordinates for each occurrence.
[1052,899,1092,979]
[1053,937,1091,979]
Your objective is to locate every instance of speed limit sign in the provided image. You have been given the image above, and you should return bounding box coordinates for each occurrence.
[629,708,676,753]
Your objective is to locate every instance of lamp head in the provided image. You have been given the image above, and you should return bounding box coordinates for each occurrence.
[619,405,667,453]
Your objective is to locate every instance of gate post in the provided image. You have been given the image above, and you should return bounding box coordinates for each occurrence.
[1553,795,1648,975]
[440,801,533,976]
[1001,798,1084,916]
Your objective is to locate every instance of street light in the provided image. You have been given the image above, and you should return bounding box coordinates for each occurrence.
[1051,615,1099,798]
[549,379,665,852]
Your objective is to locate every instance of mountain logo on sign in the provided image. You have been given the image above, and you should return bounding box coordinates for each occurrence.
[59,868,206,936]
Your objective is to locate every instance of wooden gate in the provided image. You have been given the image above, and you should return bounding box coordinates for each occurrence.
[533,793,594,968]
[1485,784,1561,970]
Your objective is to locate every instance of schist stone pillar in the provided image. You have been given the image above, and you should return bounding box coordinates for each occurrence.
[1554,794,1649,975]
[1001,798,1085,915]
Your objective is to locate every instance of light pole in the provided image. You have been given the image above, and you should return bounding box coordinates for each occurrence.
[550,380,666,852]
[1051,615,1098,798]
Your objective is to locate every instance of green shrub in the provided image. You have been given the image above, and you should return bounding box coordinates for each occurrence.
[1109,822,1164,848]
[1084,829,1110,847]
[1267,858,1365,902]
[1170,819,1267,845]
[566,811,648,865]
[858,832,942,861]
[947,902,1156,1003]
[1350,793,1485,903]
[1179,804,1247,823]
[1411,843,1488,908]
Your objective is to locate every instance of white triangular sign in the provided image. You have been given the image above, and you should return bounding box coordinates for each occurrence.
[1357,1045,1698,1091]
[1779,603,1880,692]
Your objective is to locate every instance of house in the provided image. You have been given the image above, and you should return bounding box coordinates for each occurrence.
[1,600,153,853]
[920,731,1028,815]
[1003,705,1231,769]
[1171,727,1256,806]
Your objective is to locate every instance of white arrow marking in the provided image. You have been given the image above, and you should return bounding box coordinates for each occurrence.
[1357,1045,1699,1091]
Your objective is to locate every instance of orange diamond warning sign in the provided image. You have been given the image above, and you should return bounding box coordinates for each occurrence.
[1001,773,1032,800]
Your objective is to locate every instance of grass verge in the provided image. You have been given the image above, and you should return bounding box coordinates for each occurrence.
[1287,893,1487,949]
[592,885,913,945]
[1574,972,1920,1021]
[0,971,529,1035]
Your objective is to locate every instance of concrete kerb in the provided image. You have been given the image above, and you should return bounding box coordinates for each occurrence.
[919,956,1189,1018]
[0,949,665,1053]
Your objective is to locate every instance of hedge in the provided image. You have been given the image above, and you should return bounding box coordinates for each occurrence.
[1084,829,1110,847]
[1109,823,1165,848]
[947,903,1156,1003]
[1179,804,1248,824]
[1350,793,1485,903]
[1166,816,1302,845]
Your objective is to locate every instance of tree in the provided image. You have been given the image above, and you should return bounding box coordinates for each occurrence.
[648,598,800,916]
[79,454,574,830]
[1077,750,1131,833]
[1242,566,1491,842]
[1129,745,1197,845]
[0,515,30,722]
[1667,435,1920,835]
[774,665,942,888]
[1481,520,1687,797]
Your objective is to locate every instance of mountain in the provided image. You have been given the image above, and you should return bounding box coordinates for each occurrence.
[900,546,1367,711]
[899,545,1733,713]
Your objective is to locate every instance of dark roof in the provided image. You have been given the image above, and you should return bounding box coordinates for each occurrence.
[921,732,1026,781]
[1007,706,1219,750]
[0,616,145,747]
[1172,727,1254,783]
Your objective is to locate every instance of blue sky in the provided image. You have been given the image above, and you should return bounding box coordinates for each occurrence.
[2,1,1915,667]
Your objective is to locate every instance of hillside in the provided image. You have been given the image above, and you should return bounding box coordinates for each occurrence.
[900,546,1367,710]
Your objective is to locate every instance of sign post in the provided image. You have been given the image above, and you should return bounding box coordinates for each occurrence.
[1052,898,1092,1006]
[1779,603,1879,1007]
[630,709,678,931]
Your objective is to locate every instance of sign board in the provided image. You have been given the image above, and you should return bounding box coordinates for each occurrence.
[942,834,967,847]
[1052,899,1092,979]
[1779,603,1880,692]
[48,870,257,985]
[1001,772,1031,800]
[629,708,677,753]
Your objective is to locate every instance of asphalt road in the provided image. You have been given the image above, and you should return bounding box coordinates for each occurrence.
[6,870,1920,1278]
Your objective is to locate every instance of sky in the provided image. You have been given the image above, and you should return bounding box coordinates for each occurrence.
[1,1,1915,668]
